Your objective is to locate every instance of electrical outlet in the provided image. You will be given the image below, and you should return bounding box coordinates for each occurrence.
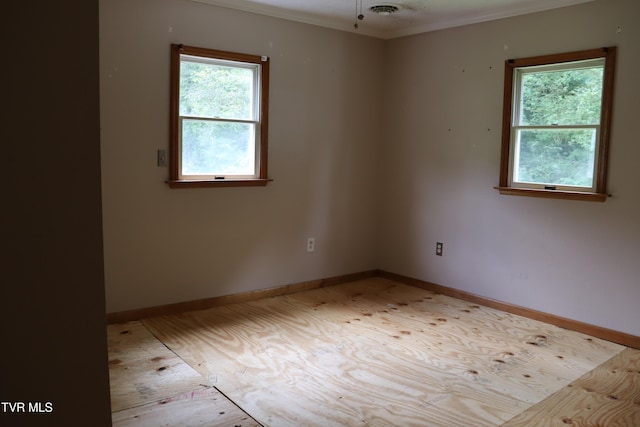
[157,149,167,167]
[436,242,443,256]
[307,237,315,252]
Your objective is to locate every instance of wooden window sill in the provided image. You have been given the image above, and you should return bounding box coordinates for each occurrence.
[494,187,608,202]
[167,179,273,189]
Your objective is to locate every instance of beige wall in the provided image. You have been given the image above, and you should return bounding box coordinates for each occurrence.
[380,0,640,335]
[100,0,384,312]
[101,0,640,336]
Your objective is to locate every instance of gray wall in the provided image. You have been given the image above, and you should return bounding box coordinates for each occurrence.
[100,0,384,313]
[101,0,639,337]
[1,0,112,425]
[380,0,640,335]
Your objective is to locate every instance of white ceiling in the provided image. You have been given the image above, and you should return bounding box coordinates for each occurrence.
[192,0,596,39]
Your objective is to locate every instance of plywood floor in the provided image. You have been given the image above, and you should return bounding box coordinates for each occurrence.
[109,278,640,426]
[108,321,260,426]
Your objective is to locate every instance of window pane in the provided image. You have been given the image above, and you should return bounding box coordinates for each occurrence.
[181,119,255,176]
[180,60,254,120]
[515,128,596,187]
[519,66,603,126]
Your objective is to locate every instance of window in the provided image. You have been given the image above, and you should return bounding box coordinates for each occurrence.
[497,47,616,201]
[168,44,270,188]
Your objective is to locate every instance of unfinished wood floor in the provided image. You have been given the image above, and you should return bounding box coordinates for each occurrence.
[109,278,640,426]
[108,321,260,426]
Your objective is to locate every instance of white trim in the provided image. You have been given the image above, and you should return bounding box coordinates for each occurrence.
[508,59,604,192]
[178,54,261,180]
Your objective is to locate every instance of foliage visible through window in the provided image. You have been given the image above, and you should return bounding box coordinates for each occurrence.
[498,47,616,201]
[168,44,270,188]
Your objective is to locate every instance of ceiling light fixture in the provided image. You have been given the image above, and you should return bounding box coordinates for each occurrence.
[369,4,399,16]
[354,0,364,29]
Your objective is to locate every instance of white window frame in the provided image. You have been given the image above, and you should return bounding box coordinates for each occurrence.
[509,58,604,193]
